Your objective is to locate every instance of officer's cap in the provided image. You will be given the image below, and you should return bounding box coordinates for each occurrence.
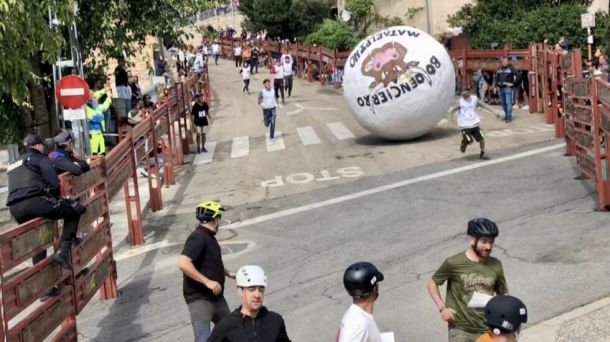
[23,134,44,147]
[54,131,72,145]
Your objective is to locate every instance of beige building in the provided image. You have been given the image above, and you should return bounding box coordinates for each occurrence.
[365,0,610,36]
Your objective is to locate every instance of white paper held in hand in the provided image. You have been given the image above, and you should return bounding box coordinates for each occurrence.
[381,332,395,342]
[467,292,494,309]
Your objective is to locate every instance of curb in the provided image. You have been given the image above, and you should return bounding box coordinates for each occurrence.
[520,297,610,341]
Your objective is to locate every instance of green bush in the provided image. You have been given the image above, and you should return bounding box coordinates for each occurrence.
[304,19,359,50]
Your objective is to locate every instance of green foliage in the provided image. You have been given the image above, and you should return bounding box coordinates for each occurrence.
[344,0,403,38]
[447,0,593,49]
[304,19,359,50]
[0,0,73,102]
[239,0,331,39]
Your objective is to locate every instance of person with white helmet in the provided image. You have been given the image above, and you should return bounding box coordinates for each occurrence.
[208,265,291,342]
[336,262,384,342]
[476,295,527,342]
[427,218,508,342]
[177,201,237,342]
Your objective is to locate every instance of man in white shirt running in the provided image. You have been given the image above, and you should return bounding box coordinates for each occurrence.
[211,41,221,65]
[448,89,502,160]
[233,44,242,69]
[336,262,384,342]
[258,79,278,140]
[280,49,294,98]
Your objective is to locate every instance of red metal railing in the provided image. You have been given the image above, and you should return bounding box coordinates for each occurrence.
[0,63,210,341]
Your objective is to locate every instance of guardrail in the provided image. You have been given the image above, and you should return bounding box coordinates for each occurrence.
[0,61,210,341]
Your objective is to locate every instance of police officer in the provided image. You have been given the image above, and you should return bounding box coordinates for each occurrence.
[50,131,90,176]
[6,134,84,270]
[337,262,385,342]
[86,89,111,155]
[476,295,528,342]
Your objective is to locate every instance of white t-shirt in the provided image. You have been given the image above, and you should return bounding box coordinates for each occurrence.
[272,63,284,79]
[234,46,242,57]
[241,67,251,80]
[212,43,220,54]
[259,88,277,109]
[281,54,293,76]
[457,95,481,129]
[336,305,382,342]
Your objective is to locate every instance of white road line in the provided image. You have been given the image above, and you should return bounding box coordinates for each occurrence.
[193,141,217,165]
[297,126,321,145]
[0,186,7,194]
[266,131,285,151]
[231,136,250,158]
[222,143,565,230]
[327,122,355,140]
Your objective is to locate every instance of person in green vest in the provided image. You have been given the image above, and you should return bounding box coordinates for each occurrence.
[86,89,111,155]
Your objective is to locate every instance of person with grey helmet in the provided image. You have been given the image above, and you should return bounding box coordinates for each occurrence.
[336,262,384,342]
[426,218,508,342]
[208,265,291,342]
[476,295,527,342]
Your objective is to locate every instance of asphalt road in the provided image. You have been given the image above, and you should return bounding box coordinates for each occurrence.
[77,139,610,341]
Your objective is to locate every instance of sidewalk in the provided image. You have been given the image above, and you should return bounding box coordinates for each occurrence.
[521,297,610,342]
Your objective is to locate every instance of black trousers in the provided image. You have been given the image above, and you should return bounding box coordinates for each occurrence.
[10,196,81,264]
[234,56,242,68]
[273,79,284,102]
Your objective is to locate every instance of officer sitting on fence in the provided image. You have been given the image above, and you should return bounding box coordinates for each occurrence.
[6,134,86,271]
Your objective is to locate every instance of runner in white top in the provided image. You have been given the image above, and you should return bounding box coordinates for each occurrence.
[337,262,385,342]
[234,44,242,69]
[241,63,251,95]
[211,41,221,65]
[271,59,285,103]
[448,89,502,160]
[280,49,294,98]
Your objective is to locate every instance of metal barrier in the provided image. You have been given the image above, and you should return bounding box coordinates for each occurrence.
[217,38,349,87]
[0,62,210,341]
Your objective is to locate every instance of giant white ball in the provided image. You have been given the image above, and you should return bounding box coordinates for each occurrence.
[343,26,455,140]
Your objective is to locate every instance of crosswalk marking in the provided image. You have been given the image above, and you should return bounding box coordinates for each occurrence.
[297,126,321,145]
[231,136,250,158]
[326,122,355,140]
[193,141,217,165]
[266,131,285,151]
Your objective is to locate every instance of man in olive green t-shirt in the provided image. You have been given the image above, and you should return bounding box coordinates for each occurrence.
[426,218,508,342]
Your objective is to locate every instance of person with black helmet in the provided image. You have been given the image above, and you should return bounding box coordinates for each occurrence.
[6,134,85,271]
[208,265,291,342]
[337,262,384,342]
[476,295,527,342]
[177,200,237,342]
[427,218,508,342]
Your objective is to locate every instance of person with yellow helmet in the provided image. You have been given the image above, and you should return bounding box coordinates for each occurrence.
[86,88,111,155]
[177,200,236,342]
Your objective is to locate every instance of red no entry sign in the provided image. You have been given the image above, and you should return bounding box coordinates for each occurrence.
[55,75,90,108]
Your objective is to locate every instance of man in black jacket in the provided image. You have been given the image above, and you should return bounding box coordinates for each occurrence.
[6,134,85,270]
[209,265,291,342]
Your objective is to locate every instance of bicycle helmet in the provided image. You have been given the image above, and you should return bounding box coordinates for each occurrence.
[343,262,384,298]
[485,295,528,335]
[236,265,267,287]
[195,200,225,222]
[467,218,499,238]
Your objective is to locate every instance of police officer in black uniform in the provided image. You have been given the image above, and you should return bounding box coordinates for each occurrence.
[6,134,84,270]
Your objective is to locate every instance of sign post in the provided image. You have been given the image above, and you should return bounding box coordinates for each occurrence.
[55,75,90,156]
[581,13,595,62]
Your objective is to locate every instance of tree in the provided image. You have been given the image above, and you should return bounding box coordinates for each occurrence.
[344,0,403,39]
[304,19,359,50]
[447,0,593,49]
[0,0,209,143]
[239,0,332,39]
